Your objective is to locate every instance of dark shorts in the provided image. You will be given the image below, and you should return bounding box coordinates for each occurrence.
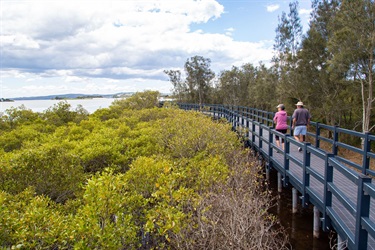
[275,129,287,142]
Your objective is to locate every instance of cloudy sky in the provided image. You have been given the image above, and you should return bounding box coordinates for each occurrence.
[1,0,312,98]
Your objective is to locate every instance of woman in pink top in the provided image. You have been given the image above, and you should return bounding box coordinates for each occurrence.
[273,104,288,150]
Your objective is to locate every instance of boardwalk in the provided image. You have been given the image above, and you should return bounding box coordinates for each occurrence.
[180,103,375,250]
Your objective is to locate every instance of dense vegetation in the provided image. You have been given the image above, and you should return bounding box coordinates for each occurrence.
[165,0,375,134]
[0,91,288,249]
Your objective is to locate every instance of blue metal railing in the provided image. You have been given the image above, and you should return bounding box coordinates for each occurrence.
[178,103,375,250]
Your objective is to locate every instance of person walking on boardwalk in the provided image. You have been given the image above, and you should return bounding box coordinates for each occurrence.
[273,104,288,150]
[292,101,311,152]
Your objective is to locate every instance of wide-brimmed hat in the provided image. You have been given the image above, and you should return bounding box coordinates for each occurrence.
[276,104,285,109]
[295,101,304,106]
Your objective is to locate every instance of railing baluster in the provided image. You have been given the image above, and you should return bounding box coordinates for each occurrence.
[332,125,339,155]
[363,132,370,175]
[355,175,371,249]
[322,154,334,231]
[302,142,311,206]
[315,122,320,148]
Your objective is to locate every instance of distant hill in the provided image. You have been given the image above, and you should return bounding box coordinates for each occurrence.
[10,93,134,101]
[10,92,171,101]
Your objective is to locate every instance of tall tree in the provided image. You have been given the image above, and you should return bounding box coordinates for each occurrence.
[295,0,350,125]
[184,56,215,105]
[217,66,242,105]
[273,1,303,105]
[328,0,375,133]
[252,63,278,110]
[164,69,186,102]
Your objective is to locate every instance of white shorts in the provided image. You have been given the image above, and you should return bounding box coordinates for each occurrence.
[294,125,307,136]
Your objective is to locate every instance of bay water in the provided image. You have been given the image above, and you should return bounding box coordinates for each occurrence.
[0,98,116,114]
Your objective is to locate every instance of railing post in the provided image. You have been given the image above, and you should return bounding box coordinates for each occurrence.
[230,106,234,127]
[289,117,294,137]
[245,117,250,148]
[355,174,371,249]
[302,142,311,207]
[259,123,263,151]
[251,120,256,147]
[322,154,334,231]
[268,127,273,160]
[362,132,370,175]
[315,122,320,148]
[332,125,339,155]
[237,106,241,127]
[241,107,245,127]
[283,135,291,186]
[254,109,257,122]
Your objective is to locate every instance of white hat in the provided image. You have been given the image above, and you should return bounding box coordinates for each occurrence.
[295,101,304,106]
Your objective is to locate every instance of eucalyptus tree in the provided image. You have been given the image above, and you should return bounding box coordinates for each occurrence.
[327,0,375,133]
[217,64,257,106]
[273,1,304,105]
[164,69,186,102]
[295,0,351,125]
[240,63,258,107]
[217,66,242,105]
[184,56,215,105]
[251,63,278,111]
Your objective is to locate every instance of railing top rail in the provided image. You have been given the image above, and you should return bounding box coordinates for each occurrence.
[329,157,367,184]
[336,127,365,138]
[180,103,372,132]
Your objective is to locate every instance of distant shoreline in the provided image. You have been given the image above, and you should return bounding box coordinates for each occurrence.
[52,95,105,100]
[0,98,14,102]
[7,92,171,101]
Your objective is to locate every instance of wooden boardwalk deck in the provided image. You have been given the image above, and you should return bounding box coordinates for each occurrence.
[242,116,375,250]
[182,105,375,250]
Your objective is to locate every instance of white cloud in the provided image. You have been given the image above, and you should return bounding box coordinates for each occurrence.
[1,0,276,98]
[266,4,280,12]
[225,27,235,36]
[65,76,88,83]
[300,8,312,16]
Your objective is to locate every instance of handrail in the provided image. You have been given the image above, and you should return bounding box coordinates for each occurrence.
[179,103,374,176]
[178,103,375,250]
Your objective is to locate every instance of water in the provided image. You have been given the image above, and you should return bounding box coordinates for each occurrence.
[0,98,116,114]
[267,170,336,249]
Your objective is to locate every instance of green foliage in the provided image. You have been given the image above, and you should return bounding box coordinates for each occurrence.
[1,143,86,203]
[0,189,73,249]
[73,170,139,249]
[1,105,40,129]
[154,110,239,159]
[165,56,215,104]
[0,125,44,152]
[184,56,215,105]
[0,96,284,248]
[42,101,89,126]
[111,90,160,111]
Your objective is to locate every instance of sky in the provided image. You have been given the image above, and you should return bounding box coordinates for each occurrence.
[0,0,312,98]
